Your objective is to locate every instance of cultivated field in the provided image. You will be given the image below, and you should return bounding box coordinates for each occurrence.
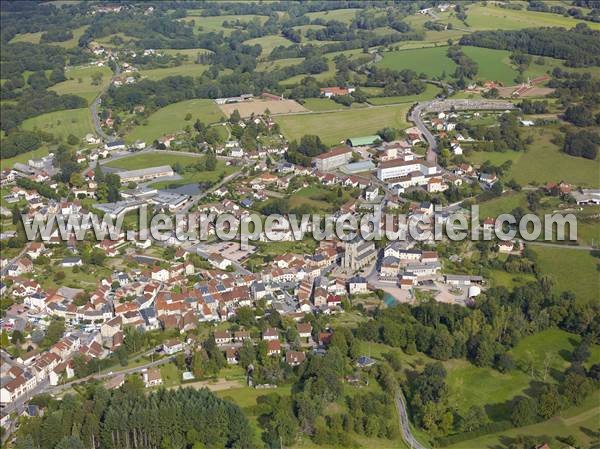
[125,99,224,143]
[218,98,307,118]
[274,103,410,146]
[22,108,93,140]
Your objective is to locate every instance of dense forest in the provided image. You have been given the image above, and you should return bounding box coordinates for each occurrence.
[15,387,254,449]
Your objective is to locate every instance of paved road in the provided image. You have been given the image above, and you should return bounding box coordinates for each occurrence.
[396,391,428,449]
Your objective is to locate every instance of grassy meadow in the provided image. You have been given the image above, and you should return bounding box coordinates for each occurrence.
[274,103,410,146]
[125,99,224,143]
[22,108,93,140]
[50,65,113,104]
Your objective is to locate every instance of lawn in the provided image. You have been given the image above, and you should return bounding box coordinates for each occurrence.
[160,363,181,387]
[50,65,113,104]
[139,62,210,81]
[274,103,410,146]
[466,128,600,188]
[530,245,599,303]
[378,46,457,78]
[124,99,224,144]
[243,35,295,58]
[22,108,93,140]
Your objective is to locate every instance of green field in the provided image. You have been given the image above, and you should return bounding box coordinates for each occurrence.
[10,25,89,48]
[181,14,269,35]
[1,145,51,166]
[466,3,600,31]
[378,46,457,78]
[444,390,600,449]
[243,35,294,58]
[104,152,235,188]
[50,65,113,104]
[256,57,304,72]
[125,99,224,143]
[461,46,518,85]
[531,245,599,303]
[105,153,204,170]
[305,8,361,23]
[22,108,93,140]
[378,46,519,85]
[446,358,532,420]
[478,192,527,218]
[302,98,352,112]
[487,269,536,290]
[368,84,443,105]
[139,62,210,81]
[510,328,600,375]
[466,129,600,188]
[274,103,410,146]
[159,48,212,58]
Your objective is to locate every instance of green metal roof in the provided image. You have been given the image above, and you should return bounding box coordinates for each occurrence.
[346,135,381,146]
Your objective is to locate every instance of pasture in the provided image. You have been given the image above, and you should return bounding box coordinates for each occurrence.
[531,246,599,304]
[243,35,294,58]
[181,14,269,35]
[466,128,600,188]
[274,103,410,146]
[50,65,113,104]
[218,98,307,118]
[461,46,517,85]
[443,391,600,449]
[466,3,600,31]
[377,46,457,78]
[139,62,210,81]
[367,84,443,105]
[125,99,224,143]
[304,8,360,23]
[22,108,93,140]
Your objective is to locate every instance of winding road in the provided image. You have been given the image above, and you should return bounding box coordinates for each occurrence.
[90,62,120,142]
[396,391,428,449]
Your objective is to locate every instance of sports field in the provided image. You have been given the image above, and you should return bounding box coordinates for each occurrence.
[274,103,410,146]
[50,65,113,104]
[22,108,93,140]
[218,99,307,118]
[125,99,224,143]
[104,153,201,170]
